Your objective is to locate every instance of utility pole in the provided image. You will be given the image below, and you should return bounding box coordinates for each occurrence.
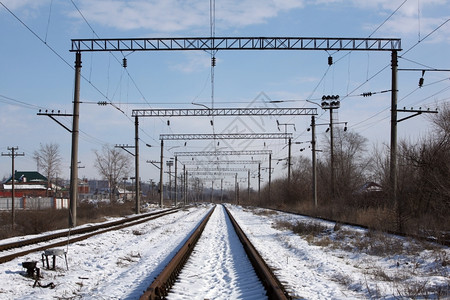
[258,163,261,205]
[247,169,250,202]
[69,52,81,228]
[2,147,24,228]
[174,156,178,207]
[390,50,399,231]
[220,178,223,202]
[134,116,140,214]
[185,169,188,205]
[321,95,340,200]
[329,107,335,198]
[159,140,164,208]
[235,173,238,204]
[268,153,272,204]
[166,159,174,204]
[211,180,214,203]
[183,165,187,205]
[311,116,317,208]
[288,138,292,185]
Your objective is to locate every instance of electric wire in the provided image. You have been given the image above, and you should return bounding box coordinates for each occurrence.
[44,0,53,43]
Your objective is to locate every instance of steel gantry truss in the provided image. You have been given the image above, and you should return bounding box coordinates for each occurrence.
[187,168,249,172]
[181,160,261,165]
[132,107,317,117]
[174,150,272,157]
[71,37,401,52]
[66,35,402,227]
[160,133,292,140]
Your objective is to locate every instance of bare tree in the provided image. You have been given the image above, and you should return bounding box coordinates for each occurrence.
[400,103,450,232]
[94,145,132,203]
[33,143,62,196]
[319,129,370,199]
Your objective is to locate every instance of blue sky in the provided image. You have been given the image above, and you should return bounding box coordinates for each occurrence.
[1,0,449,189]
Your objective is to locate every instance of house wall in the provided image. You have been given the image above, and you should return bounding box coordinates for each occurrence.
[0,197,69,210]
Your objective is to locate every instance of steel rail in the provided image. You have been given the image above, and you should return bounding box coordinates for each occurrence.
[140,205,290,299]
[140,206,216,299]
[224,206,290,300]
[0,208,180,264]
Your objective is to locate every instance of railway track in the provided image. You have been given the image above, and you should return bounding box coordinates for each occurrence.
[140,205,291,300]
[0,207,180,264]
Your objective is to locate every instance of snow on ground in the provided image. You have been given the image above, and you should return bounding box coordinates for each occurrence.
[0,205,212,299]
[167,205,267,300]
[227,205,450,299]
[0,203,448,299]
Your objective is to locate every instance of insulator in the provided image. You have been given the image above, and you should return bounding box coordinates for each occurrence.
[211,57,216,67]
[328,56,333,66]
[418,77,424,88]
[123,58,127,68]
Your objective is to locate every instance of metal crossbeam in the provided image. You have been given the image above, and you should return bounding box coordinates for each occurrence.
[181,160,261,165]
[160,133,292,140]
[71,37,401,52]
[188,172,239,176]
[132,107,317,117]
[175,150,272,156]
[188,168,249,173]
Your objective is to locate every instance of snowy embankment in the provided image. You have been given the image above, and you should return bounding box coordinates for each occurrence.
[0,203,448,299]
[227,205,449,299]
[0,205,212,299]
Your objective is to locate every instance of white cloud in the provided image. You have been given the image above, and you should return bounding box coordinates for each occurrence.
[69,0,306,32]
[0,0,47,10]
[169,52,212,73]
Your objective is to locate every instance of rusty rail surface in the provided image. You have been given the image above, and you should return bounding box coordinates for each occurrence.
[140,206,216,300]
[224,206,291,300]
[0,208,180,264]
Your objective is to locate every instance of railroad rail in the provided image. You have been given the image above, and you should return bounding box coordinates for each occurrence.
[140,205,290,300]
[0,208,180,264]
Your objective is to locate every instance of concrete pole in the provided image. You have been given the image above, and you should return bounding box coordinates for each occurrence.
[235,173,238,204]
[183,165,186,205]
[258,163,261,205]
[220,178,223,202]
[247,169,250,202]
[159,140,164,208]
[288,138,292,185]
[311,116,317,207]
[174,156,178,207]
[330,108,335,199]
[390,50,399,230]
[185,170,188,205]
[211,180,214,203]
[11,150,15,228]
[134,116,140,214]
[268,153,272,203]
[69,52,81,228]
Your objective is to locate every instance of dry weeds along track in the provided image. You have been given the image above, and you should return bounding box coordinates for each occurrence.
[0,208,180,264]
[141,205,290,300]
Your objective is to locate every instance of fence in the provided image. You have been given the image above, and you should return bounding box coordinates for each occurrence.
[0,197,69,210]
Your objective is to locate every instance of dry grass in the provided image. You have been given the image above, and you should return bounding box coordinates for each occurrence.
[0,201,137,239]
[116,252,141,267]
[253,209,278,217]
